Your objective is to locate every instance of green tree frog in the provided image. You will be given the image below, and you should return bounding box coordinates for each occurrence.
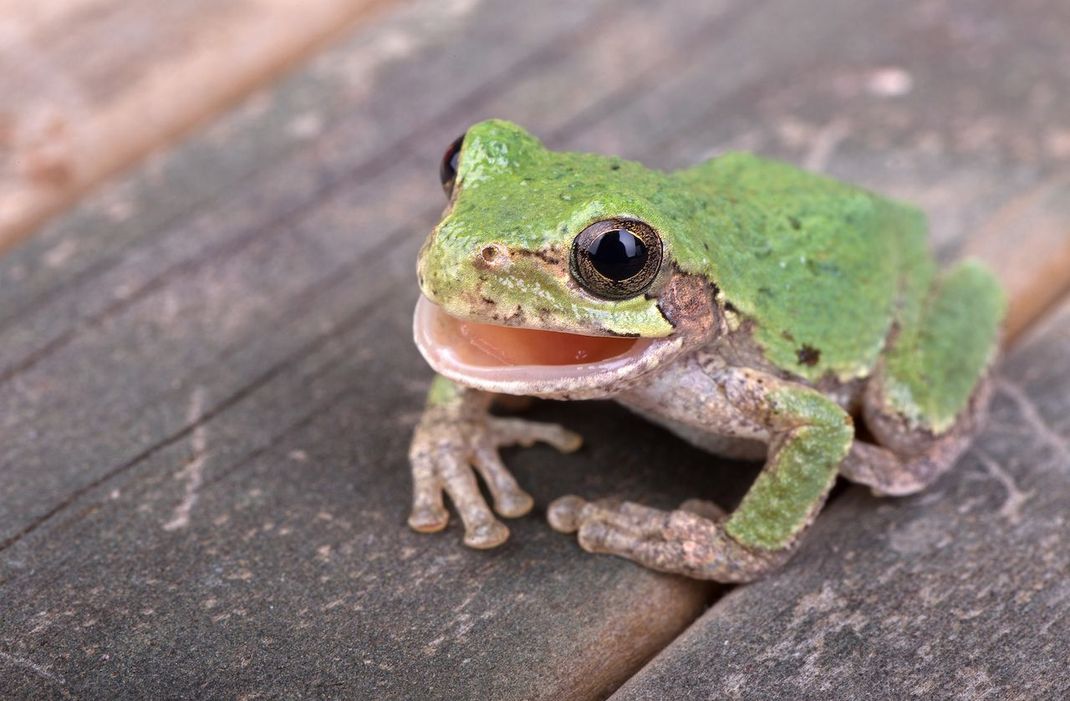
[408,119,1004,581]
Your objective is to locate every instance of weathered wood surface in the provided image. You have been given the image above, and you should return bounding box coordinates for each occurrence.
[613,300,1070,701]
[0,1,756,698]
[0,0,394,253]
[1,0,1069,698]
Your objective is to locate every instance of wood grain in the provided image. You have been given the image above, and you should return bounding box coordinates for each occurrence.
[1,0,1069,698]
[962,176,1070,342]
[0,0,395,253]
[613,297,1070,701]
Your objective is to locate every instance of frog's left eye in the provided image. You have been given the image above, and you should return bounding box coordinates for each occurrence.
[570,219,663,300]
[439,133,465,198]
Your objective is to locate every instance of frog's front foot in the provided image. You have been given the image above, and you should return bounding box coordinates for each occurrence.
[409,406,582,549]
[547,496,787,582]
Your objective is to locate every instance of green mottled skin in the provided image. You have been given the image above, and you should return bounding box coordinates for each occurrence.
[413,119,1005,565]
[725,387,854,549]
[421,121,675,338]
[421,120,961,384]
[882,261,1006,432]
[427,374,465,407]
[674,156,933,382]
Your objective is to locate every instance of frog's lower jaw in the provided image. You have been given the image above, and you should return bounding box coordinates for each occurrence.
[414,296,683,399]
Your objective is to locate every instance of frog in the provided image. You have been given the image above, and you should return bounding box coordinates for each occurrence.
[407,118,1005,582]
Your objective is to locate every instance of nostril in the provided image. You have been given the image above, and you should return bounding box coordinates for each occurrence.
[479,244,509,267]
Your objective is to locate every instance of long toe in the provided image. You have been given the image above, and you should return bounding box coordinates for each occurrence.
[546,495,588,533]
[408,504,449,533]
[495,490,534,519]
[464,520,510,549]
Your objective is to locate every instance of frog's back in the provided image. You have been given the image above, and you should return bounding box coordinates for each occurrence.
[669,153,934,382]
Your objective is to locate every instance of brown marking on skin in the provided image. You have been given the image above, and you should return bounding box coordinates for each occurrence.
[594,325,640,338]
[797,345,821,366]
[655,270,722,342]
[881,320,903,352]
[506,305,524,324]
[512,247,562,266]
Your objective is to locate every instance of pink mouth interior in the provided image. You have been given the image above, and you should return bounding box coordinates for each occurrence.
[418,297,640,368]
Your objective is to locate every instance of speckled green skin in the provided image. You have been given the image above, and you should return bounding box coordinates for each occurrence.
[675,155,932,383]
[420,121,676,338]
[727,386,854,549]
[427,373,465,407]
[881,261,1005,433]
[414,119,1004,563]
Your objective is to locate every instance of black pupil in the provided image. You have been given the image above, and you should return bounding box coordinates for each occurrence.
[440,134,464,194]
[586,229,647,281]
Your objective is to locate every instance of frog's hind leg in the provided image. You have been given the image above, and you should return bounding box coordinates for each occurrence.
[840,261,1005,495]
[841,374,992,495]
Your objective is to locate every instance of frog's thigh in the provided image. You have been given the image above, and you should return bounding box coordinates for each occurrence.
[842,262,1003,495]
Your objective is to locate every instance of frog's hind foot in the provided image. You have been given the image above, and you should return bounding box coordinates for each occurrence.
[547,496,788,582]
[841,372,994,496]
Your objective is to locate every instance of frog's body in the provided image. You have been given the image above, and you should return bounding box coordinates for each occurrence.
[407,119,1004,581]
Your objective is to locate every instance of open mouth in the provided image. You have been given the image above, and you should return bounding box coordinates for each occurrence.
[414,296,673,394]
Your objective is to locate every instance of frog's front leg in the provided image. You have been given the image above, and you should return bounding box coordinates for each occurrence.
[409,375,582,548]
[549,367,854,582]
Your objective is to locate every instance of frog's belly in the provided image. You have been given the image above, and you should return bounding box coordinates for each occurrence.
[624,405,768,461]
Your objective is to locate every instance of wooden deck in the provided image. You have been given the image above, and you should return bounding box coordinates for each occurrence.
[1,1,1069,698]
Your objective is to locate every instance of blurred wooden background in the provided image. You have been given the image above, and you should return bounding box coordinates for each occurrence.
[0,0,392,251]
[1,1,1069,699]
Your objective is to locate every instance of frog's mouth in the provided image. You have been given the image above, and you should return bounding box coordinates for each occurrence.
[414,296,679,396]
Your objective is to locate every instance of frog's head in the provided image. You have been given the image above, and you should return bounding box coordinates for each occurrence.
[415,119,722,399]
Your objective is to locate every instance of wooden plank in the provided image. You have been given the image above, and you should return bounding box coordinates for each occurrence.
[609,3,1070,695]
[0,288,744,700]
[963,176,1070,342]
[612,297,1070,701]
[0,0,396,253]
[0,1,761,698]
[0,0,633,369]
[2,0,1069,698]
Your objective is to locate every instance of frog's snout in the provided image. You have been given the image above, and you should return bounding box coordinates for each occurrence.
[475,243,511,271]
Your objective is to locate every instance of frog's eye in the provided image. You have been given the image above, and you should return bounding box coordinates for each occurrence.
[570,219,663,300]
[439,133,465,198]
